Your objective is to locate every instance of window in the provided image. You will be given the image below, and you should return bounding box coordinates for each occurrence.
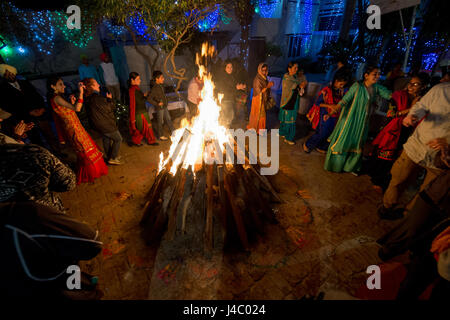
[287,34,302,58]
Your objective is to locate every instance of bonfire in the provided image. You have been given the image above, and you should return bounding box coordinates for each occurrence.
[140,43,281,252]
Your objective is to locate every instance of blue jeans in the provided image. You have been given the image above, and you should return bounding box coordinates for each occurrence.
[156,107,174,138]
[102,130,122,159]
[306,107,337,151]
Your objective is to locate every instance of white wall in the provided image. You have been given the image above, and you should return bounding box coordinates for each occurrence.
[123,44,193,92]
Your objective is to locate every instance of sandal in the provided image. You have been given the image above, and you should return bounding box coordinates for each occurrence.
[284,139,295,145]
[315,148,327,154]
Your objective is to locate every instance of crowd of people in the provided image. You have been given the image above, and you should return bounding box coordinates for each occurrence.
[0,50,448,299]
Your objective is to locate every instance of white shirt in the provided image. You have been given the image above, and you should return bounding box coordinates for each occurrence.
[100,62,119,86]
[403,82,450,169]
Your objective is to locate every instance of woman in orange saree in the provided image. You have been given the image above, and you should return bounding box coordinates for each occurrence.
[47,77,108,184]
[247,63,274,135]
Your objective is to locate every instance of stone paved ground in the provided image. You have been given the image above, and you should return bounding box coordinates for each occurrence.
[59,111,404,300]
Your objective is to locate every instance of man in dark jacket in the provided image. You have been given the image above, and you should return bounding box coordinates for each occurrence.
[83,78,123,165]
[0,201,103,299]
[0,64,61,154]
[147,71,174,141]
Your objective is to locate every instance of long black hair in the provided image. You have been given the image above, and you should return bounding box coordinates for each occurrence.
[127,72,139,88]
[46,76,62,105]
[286,61,298,73]
[333,68,351,85]
[362,64,380,80]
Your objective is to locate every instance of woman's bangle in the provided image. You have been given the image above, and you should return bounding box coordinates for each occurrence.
[77,99,83,103]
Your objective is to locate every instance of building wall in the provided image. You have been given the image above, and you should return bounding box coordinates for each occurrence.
[123,45,193,92]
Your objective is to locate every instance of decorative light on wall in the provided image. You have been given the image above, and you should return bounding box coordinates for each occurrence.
[256,0,280,18]
[197,5,221,32]
[302,0,314,55]
[219,7,232,24]
[103,19,127,37]
[421,53,439,71]
[128,13,153,41]
[10,3,55,55]
[53,11,94,48]
[322,0,344,46]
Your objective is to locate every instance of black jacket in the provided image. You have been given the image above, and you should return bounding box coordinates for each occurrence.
[0,78,47,120]
[85,92,118,134]
[0,201,102,298]
[147,84,168,109]
[216,72,239,102]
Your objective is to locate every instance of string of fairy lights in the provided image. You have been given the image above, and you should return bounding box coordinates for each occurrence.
[53,11,94,48]
[255,0,281,18]
[0,2,446,72]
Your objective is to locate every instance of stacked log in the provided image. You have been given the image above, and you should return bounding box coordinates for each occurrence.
[140,134,281,252]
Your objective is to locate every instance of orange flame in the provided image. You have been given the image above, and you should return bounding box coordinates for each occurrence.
[158,42,232,176]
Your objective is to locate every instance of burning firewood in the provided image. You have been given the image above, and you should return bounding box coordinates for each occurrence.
[139,42,280,252]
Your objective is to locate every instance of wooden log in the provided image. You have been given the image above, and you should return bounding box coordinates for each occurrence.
[216,165,228,230]
[230,136,282,203]
[144,171,179,244]
[235,165,264,235]
[140,170,170,225]
[177,166,194,234]
[243,166,277,224]
[223,166,249,250]
[248,164,283,203]
[204,163,215,251]
[166,168,187,240]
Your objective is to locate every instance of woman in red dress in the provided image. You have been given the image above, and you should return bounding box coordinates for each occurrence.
[128,72,157,146]
[47,77,108,184]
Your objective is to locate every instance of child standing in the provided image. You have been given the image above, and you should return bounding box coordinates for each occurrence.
[147,71,175,140]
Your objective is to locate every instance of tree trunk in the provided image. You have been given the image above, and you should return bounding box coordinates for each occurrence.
[126,26,158,75]
[339,0,357,42]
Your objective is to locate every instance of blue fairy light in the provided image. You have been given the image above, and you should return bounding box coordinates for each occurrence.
[257,0,280,18]
[197,5,220,32]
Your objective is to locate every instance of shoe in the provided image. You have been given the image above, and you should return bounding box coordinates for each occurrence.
[148,142,159,146]
[377,205,404,220]
[284,139,295,145]
[315,148,327,154]
[160,136,168,141]
[108,158,122,165]
[302,143,311,153]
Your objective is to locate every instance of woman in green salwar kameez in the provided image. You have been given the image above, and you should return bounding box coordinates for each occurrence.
[324,65,392,174]
[279,62,307,145]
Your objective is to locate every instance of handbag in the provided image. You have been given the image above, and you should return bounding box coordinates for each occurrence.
[265,96,276,110]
